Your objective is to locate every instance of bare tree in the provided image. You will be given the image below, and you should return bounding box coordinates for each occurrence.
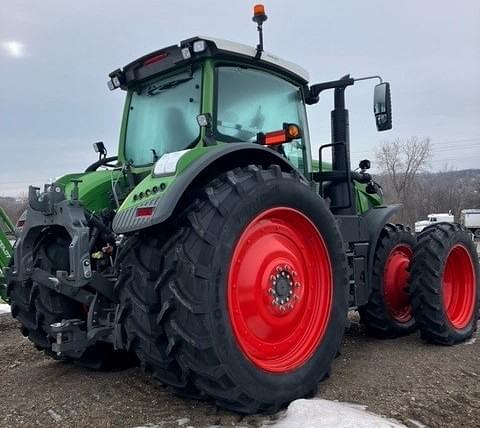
[376,137,432,225]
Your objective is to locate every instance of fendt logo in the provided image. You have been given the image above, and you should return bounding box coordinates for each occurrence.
[0,241,11,259]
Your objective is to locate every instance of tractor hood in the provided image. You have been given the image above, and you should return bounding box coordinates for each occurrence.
[55,170,128,213]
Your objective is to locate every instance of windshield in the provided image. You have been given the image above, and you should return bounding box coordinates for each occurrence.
[124,67,202,166]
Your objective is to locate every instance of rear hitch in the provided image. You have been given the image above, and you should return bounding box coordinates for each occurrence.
[51,319,111,357]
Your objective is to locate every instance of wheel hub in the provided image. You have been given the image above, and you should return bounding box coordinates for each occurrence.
[269,265,300,313]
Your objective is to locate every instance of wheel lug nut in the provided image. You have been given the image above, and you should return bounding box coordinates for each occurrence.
[268,288,274,295]
[289,290,293,295]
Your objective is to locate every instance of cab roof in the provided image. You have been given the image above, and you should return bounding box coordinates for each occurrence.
[109,36,310,90]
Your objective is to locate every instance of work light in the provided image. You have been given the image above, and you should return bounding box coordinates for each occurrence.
[181,47,192,60]
[193,40,206,53]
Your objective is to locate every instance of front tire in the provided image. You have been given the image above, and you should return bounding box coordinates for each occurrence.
[120,165,349,413]
[359,224,417,338]
[410,223,479,345]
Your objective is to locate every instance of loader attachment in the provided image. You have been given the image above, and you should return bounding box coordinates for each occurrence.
[0,207,15,301]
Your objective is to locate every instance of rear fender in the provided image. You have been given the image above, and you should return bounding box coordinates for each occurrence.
[363,204,402,287]
[113,143,302,234]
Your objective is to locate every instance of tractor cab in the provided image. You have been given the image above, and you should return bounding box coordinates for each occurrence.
[109,36,312,174]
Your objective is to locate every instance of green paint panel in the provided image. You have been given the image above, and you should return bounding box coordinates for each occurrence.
[355,182,383,212]
[117,144,222,212]
[57,170,128,213]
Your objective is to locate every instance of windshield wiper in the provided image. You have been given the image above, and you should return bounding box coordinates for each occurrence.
[146,77,193,96]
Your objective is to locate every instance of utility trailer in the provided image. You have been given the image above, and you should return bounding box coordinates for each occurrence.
[461,209,480,238]
[6,4,479,414]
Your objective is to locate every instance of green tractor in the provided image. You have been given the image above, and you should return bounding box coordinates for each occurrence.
[7,5,479,413]
[0,207,16,302]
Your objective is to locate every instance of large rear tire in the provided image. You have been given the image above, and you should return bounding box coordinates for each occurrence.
[119,165,348,413]
[114,236,204,397]
[8,229,122,369]
[410,223,479,345]
[359,224,417,338]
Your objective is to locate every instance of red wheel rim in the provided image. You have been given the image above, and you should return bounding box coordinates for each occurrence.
[227,207,333,373]
[383,244,413,323]
[442,244,476,329]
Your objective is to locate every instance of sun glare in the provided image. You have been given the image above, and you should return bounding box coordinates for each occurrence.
[1,41,25,58]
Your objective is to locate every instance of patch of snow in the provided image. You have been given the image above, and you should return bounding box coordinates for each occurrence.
[465,337,477,345]
[0,304,10,314]
[176,418,190,426]
[407,419,427,428]
[132,424,162,428]
[263,399,405,428]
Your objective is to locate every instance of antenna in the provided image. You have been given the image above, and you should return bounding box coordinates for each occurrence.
[252,4,268,59]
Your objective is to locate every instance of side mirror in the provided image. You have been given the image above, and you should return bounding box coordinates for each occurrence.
[373,82,392,131]
[359,159,371,170]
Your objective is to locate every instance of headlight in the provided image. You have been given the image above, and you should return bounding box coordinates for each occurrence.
[152,149,191,177]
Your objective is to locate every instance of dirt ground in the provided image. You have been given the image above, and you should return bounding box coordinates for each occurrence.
[0,313,478,428]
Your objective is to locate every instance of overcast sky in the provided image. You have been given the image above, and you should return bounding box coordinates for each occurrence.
[1,0,479,196]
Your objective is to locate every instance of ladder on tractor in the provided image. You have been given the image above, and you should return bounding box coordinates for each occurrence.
[0,207,15,301]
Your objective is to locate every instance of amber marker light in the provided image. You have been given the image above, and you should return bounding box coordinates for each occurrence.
[286,124,301,139]
[254,4,265,16]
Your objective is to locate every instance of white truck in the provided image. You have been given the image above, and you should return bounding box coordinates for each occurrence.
[460,209,480,238]
[414,212,455,233]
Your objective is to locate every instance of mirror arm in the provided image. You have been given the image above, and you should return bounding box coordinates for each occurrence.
[353,75,383,84]
[307,75,355,104]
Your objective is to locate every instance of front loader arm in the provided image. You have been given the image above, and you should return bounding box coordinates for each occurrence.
[0,207,15,301]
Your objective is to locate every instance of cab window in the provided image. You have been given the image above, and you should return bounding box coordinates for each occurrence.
[215,66,309,171]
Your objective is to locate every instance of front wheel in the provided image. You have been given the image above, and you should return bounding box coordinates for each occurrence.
[359,224,417,338]
[125,165,349,413]
[410,223,479,345]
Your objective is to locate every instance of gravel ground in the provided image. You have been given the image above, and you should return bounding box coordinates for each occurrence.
[0,313,479,428]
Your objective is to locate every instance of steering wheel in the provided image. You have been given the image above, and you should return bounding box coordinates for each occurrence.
[85,156,119,172]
